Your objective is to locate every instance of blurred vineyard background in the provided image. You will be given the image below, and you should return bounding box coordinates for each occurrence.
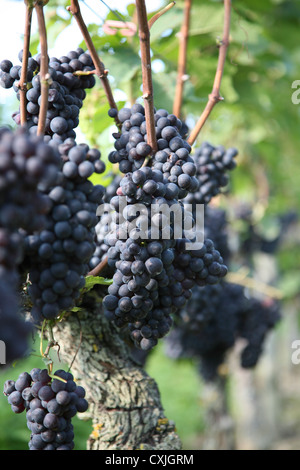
[0,0,300,450]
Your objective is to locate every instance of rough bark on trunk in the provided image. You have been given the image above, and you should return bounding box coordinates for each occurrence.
[49,296,181,451]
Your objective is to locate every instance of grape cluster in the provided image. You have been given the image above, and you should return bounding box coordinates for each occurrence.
[91,104,199,277]
[88,173,122,273]
[173,237,228,288]
[107,104,156,172]
[89,212,114,272]
[102,106,228,350]
[0,127,60,234]
[165,281,281,381]
[102,165,180,349]
[3,368,88,450]
[0,48,96,140]
[184,141,238,206]
[24,140,106,322]
[238,296,281,368]
[0,127,60,361]
[0,52,37,89]
[108,105,199,198]
[104,236,178,350]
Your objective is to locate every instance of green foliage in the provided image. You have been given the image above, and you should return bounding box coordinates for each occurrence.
[55,0,299,222]
[10,0,300,225]
[82,275,113,293]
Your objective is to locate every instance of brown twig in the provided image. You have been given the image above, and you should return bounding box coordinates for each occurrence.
[136,0,157,154]
[19,1,34,126]
[187,0,232,146]
[173,0,192,118]
[35,1,49,136]
[73,69,96,76]
[68,314,83,372]
[226,271,283,300]
[67,0,121,130]
[148,2,176,30]
[87,256,108,277]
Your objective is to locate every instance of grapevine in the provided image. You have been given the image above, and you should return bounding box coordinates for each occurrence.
[0,0,284,452]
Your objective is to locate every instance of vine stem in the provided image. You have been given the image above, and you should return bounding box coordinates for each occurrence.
[40,319,47,357]
[173,0,192,118]
[19,1,34,126]
[67,0,121,130]
[35,1,49,136]
[40,321,62,375]
[187,0,232,146]
[148,2,176,30]
[226,271,283,300]
[87,256,108,277]
[135,0,157,154]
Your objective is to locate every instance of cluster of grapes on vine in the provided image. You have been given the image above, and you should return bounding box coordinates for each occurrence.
[0,0,282,450]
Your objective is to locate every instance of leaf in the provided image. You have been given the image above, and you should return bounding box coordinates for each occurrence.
[189,3,225,37]
[89,165,115,187]
[127,3,136,18]
[152,71,200,113]
[149,7,184,42]
[152,71,178,111]
[46,18,72,49]
[71,306,83,313]
[78,88,112,145]
[220,75,239,104]
[82,276,113,294]
[278,272,300,300]
[102,47,141,87]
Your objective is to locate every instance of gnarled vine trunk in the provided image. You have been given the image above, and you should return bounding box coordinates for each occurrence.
[50,297,181,451]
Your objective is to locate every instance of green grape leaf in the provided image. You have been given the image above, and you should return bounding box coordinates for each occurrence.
[83,276,113,294]
[71,306,83,313]
[102,47,141,87]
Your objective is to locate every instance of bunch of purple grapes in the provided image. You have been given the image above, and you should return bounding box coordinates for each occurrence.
[3,368,88,450]
[0,126,60,363]
[101,105,228,350]
[165,281,281,381]
[0,48,96,141]
[23,139,106,322]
